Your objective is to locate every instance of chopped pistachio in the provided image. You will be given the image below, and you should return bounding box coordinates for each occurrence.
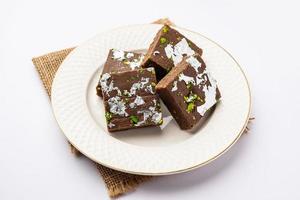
[184,92,198,103]
[105,112,112,122]
[162,26,169,33]
[151,82,156,87]
[158,119,163,125]
[184,96,189,102]
[187,82,193,90]
[197,96,204,102]
[123,60,130,65]
[129,115,139,124]
[160,37,167,44]
[186,102,195,113]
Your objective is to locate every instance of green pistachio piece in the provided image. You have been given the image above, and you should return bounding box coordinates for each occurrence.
[158,119,163,125]
[151,82,156,87]
[129,115,139,124]
[191,94,198,101]
[186,102,195,113]
[160,37,167,44]
[105,112,112,122]
[184,96,189,102]
[197,96,204,102]
[123,60,130,65]
[187,83,193,90]
[162,26,169,33]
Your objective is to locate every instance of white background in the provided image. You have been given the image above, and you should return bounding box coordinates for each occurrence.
[1,0,299,199]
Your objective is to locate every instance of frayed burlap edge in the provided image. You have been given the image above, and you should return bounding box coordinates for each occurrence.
[32,18,253,198]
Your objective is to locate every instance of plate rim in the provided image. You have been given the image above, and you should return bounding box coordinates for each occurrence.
[51,24,251,176]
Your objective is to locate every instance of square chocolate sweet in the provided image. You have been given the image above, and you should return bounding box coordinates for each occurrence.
[156,54,221,130]
[96,49,144,97]
[141,25,203,80]
[99,68,163,132]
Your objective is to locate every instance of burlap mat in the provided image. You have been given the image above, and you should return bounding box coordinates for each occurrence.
[32,18,253,198]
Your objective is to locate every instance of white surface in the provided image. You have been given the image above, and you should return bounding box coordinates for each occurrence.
[0,0,299,199]
[51,24,250,175]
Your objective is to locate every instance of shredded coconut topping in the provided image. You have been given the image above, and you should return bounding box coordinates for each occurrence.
[126,52,134,58]
[186,56,201,73]
[171,80,178,92]
[112,49,125,61]
[129,77,150,96]
[178,73,196,85]
[100,73,121,96]
[164,38,195,65]
[129,95,145,108]
[128,55,144,70]
[134,99,162,126]
[108,122,115,128]
[107,96,128,117]
[196,72,218,116]
[153,50,160,56]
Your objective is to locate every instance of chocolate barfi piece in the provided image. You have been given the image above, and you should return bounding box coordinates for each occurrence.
[100,67,162,132]
[100,68,157,101]
[96,49,144,97]
[156,54,221,130]
[104,95,162,132]
[141,25,203,81]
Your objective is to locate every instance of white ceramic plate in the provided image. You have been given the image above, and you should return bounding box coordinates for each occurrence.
[51,24,251,175]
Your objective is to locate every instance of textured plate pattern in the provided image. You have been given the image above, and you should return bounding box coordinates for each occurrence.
[51,24,251,175]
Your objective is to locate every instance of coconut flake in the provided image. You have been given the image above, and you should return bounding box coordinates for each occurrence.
[178,73,195,85]
[107,96,128,117]
[135,106,162,126]
[129,95,145,108]
[108,122,115,128]
[146,67,155,73]
[164,38,195,65]
[126,52,134,58]
[153,51,160,56]
[186,56,201,73]
[129,77,150,96]
[128,55,144,70]
[171,80,178,92]
[196,73,218,116]
[100,73,121,96]
[112,49,125,61]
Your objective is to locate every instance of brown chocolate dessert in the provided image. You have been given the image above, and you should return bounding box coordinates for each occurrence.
[156,54,221,130]
[141,25,203,80]
[96,49,144,97]
[99,67,162,132]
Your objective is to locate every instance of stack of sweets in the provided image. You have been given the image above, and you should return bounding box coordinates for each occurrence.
[156,54,221,129]
[141,25,203,81]
[143,25,221,130]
